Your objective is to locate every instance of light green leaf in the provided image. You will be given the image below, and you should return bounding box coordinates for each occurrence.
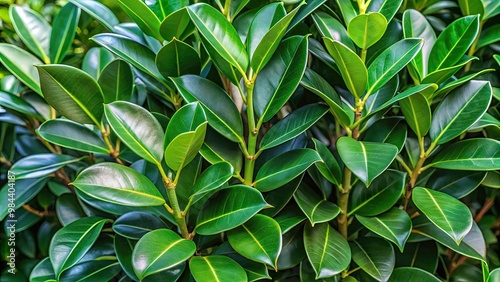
[116,0,162,40]
[347,13,387,49]
[190,256,247,282]
[367,0,403,22]
[400,92,431,138]
[165,123,207,171]
[0,44,43,95]
[458,0,485,17]
[294,183,341,225]
[50,3,80,64]
[70,0,119,31]
[189,162,233,206]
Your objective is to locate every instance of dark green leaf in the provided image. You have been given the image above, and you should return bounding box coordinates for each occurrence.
[312,12,355,51]
[189,255,247,282]
[294,183,340,225]
[189,161,233,206]
[458,0,485,17]
[287,0,326,32]
[200,128,242,173]
[98,59,134,103]
[70,0,119,31]
[82,47,114,79]
[427,170,486,198]
[388,267,441,282]
[113,211,168,240]
[0,91,44,119]
[400,92,431,138]
[116,0,162,40]
[0,177,48,221]
[478,24,500,48]
[429,138,500,170]
[56,194,86,226]
[350,238,395,282]
[50,3,80,64]
[367,0,403,22]
[156,38,201,79]
[363,117,407,152]
[159,7,193,41]
[59,260,121,282]
[0,44,42,95]
[422,56,477,85]
[10,154,79,179]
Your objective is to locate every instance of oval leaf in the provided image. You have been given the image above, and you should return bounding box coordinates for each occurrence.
[350,238,395,282]
[10,154,79,179]
[98,59,134,103]
[50,3,80,64]
[0,44,43,95]
[190,256,247,282]
[113,211,169,240]
[429,138,500,170]
[189,161,234,206]
[294,183,341,225]
[400,91,431,138]
[156,38,201,79]
[347,12,387,49]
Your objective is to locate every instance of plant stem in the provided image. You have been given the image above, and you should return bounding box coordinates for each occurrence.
[404,137,427,210]
[464,20,484,73]
[244,82,258,186]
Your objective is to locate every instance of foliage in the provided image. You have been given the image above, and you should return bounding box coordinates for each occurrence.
[0,0,499,281]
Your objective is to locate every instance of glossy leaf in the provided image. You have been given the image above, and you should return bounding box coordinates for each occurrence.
[347,13,387,49]
[422,56,477,85]
[312,138,342,185]
[70,0,119,31]
[427,170,486,198]
[413,187,472,244]
[367,0,403,22]
[49,217,110,278]
[195,185,268,235]
[82,47,114,79]
[156,38,201,79]
[324,39,367,99]
[30,257,55,282]
[400,92,431,138]
[458,0,484,17]
[113,212,169,240]
[117,0,161,40]
[105,101,164,165]
[227,214,282,269]
[478,24,500,48]
[37,119,109,154]
[159,7,193,41]
[37,65,104,125]
[10,154,79,179]
[254,149,322,192]
[0,44,43,95]
[0,91,44,119]
[132,229,196,280]
[312,11,355,51]
[260,104,329,150]
[304,223,350,278]
[189,161,233,206]
[59,260,121,282]
[356,208,412,252]
[294,183,341,225]
[350,238,395,282]
[200,128,243,173]
[190,256,247,282]
[388,267,441,282]
[98,59,133,103]
[337,137,398,186]
[287,0,326,32]
[0,177,48,221]
[430,81,492,144]
[50,3,80,64]
[254,35,308,122]
[363,117,407,152]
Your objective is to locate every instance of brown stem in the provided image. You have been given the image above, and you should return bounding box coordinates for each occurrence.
[22,204,54,217]
[474,197,495,223]
[404,138,427,210]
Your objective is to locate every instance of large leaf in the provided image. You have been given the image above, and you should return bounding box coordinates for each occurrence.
[195,185,268,235]
[37,65,104,125]
[312,12,355,51]
[132,229,195,280]
[388,267,441,282]
[427,15,479,73]
[9,5,51,62]
[350,238,395,282]
[412,187,472,244]
[50,3,80,64]
[260,104,329,150]
[429,138,500,170]
[98,59,134,103]
[323,39,367,100]
[10,154,79,179]
[287,0,326,32]
[155,38,201,79]
[367,39,422,95]
[190,256,247,282]
[254,149,321,192]
[49,217,110,279]
[171,75,244,143]
[117,0,162,40]
[430,81,491,144]
[427,170,486,198]
[187,3,248,75]
[227,214,282,269]
[347,13,387,49]
[254,35,308,122]
[356,208,412,252]
[37,119,109,154]
[337,137,398,186]
[400,92,431,138]
[188,161,233,207]
[72,163,165,207]
[104,101,164,165]
[0,44,43,95]
[304,223,350,279]
[363,117,407,152]
[294,183,341,225]
[69,0,119,31]
[0,177,48,221]
[58,260,121,282]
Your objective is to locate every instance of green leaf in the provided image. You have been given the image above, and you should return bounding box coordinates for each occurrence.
[98,59,134,103]
[312,138,342,185]
[190,256,247,282]
[0,44,43,95]
[367,39,423,95]
[294,183,341,225]
[349,170,406,216]
[200,128,243,173]
[430,80,492,144]
[69,0,119,31]
[187,3,248,75]
[159,7,193,41]
[337,137,398,186]
[151,0,188,19]
[30,257,55,282]
[304,223,351,279]
[165,123,207,171]
[36,65,104,125]
[10,154,79,179]
[171,75,244,143]
[116,0,162,40]
[323,39,367,100]
[189,162,233,206]
[482,171,500,188]
[82,47,114,79]
[0,91,44,119]
[228,214,282,269]
[249,3,301,74]
[113,212,169,240]
[260,104,329,150]
[312,12,355,51]
[50,3,80,64]
[156,38,201,79]
[132,229,196,280]
[427,170,486,198]
[356,208,412,252]
[0,177,48,221]
[489,268,500,282]
[105,101,164,165]
[73,163,165,207]
[59,260,121,282]
[347,13,387,49]
[56,194,85,226]
[37,119,109,154]
[9,5,51,62]
[49,217,110,278]
[428,15,479,73]
[429,138,500,170]
[400,92,431,138]
[336,0,357,25]
[388,267,441,282]
[254,35,308,122]
[254,149,322,192]
[301,68,353,127]
[433,68,494,99]
[350,238,395,282]
[367,0,403,22]
[287,0,326,32]
[413,187,472,244]
[363,117,407,152]
[458,0,485,17]
[483,0,500,19]
[422,56,477,85]
[478,24,500,48]
[195,185,268,235]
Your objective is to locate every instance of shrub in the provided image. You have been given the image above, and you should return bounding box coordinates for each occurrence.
[0,0,499,281]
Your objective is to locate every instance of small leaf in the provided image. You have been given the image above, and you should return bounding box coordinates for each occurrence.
[165,123,207,171]
[132,229,196,280]
[254,149,322,192]
[98,59,134,103]
[312,138,342,185]
[116,0,162,40]
[312,11,355,51]
[72,163,165,207]
[304,223,351,279]
[400,91,431,138]
[190,256,247,282]
[159,7,193,41]
[105,101,164,165]
[347,13,387,49]
[228,214,282,269]
[189,162,233,206]
[363,117,407,152]
[350,238,395,282]
[294,183,341,225]
[0,44,43,95]
[195,186,268,235]
[156,38,201,79]
[50,3,80,63]
[113,211,169,240]
[413,187,473,244]
[10,154,79,179]
[70,0,119,31]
